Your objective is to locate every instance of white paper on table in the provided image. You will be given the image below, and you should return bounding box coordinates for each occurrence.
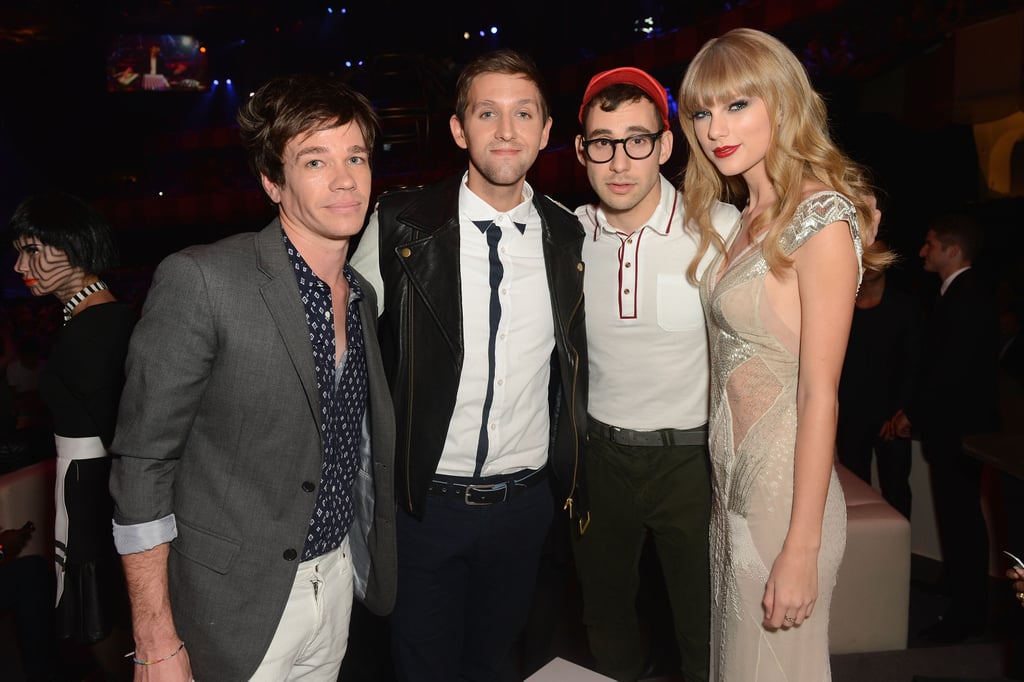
[525,658,615,681]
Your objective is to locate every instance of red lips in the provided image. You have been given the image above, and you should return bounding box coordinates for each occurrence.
[713,145,739,158]
[22,278,38,287]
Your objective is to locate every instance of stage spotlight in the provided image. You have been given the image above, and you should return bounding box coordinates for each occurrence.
[490,26,498,34]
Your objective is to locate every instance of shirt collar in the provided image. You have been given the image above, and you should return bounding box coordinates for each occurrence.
[593,174,676,239]
[940,266,970,296]
[459,171,535,234]
[282,228,363,305]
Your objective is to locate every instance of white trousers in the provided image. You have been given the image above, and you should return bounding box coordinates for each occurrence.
[250,538,354,681]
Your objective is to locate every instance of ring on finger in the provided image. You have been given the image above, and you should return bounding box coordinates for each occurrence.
[783,615,796,624]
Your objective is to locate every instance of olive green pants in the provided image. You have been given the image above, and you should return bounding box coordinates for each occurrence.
[572,429,711,682]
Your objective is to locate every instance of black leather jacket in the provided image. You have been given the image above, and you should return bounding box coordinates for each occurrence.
[363,174,590,534]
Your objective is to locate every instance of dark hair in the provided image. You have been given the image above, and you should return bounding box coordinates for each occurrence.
[930,213,982,263]
[9,193,119,273]
[454,49,549,124]
[237,74,379,187]
[580,83,656,130]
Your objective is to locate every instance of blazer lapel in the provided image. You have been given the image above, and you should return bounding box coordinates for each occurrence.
[255,222,322,427]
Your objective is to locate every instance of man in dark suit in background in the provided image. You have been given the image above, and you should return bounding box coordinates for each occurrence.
[839,236,921,520]
[895,213,1000,643]
[109,74,396,681]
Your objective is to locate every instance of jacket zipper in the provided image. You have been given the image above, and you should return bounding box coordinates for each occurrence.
[404,287,416,513]
[562,280,590,535]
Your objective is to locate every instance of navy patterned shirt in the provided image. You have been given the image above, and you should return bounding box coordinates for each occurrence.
[283,231,368,560]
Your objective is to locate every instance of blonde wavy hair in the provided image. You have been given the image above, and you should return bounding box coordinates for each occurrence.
[676,28,889,280]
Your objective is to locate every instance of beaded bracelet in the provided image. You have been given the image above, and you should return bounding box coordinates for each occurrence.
[127,641,185,666]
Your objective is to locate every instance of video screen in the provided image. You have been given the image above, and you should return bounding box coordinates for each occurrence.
[106,34,209,93]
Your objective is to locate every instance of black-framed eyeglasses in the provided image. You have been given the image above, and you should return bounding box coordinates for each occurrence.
[580,131,665,163]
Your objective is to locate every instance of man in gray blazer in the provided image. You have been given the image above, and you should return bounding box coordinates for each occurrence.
[109,74,396,681]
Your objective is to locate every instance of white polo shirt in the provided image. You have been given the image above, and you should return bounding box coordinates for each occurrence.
[435,174,554,477]
[576,174,739,431]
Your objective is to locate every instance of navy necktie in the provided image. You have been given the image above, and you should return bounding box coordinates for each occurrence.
[469,219,524,477]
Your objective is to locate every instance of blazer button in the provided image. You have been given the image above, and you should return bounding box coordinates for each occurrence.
[283,549,297,561]
[577,262,584,272]
[301,481,315,492]
[399,247,412,258]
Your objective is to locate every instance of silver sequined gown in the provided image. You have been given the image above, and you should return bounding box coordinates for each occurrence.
[700,191,862,681]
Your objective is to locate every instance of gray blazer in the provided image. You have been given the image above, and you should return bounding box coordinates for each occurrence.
[110,221,396,681]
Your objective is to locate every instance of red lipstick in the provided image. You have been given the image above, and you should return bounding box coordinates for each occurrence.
[23,278,38,287]
[713,145,739,158]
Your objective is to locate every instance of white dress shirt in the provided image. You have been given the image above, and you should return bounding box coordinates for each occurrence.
[436,175,554,477]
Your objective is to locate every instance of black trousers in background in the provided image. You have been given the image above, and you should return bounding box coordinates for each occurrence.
[837,430,913,519]
[922,431,990,626]
[390,480,553,682]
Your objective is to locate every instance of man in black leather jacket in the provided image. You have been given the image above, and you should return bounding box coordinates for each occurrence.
[350,49,588,682]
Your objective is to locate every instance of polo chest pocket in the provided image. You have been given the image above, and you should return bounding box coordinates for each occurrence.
[657,273,703,331]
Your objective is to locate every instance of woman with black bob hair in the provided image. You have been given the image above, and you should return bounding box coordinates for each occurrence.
[11,191,134,680]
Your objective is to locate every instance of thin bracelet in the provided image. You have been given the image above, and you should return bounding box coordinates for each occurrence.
[127,641,185,666]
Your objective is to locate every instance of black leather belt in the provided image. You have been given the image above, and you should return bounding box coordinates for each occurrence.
[589,416,708,447]
[427,467,548,505]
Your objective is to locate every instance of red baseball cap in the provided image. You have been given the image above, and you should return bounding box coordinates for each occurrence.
[578,67,670,131]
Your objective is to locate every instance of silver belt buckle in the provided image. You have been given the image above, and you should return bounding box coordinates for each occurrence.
[464,482,506,505]
[609,425,627,444]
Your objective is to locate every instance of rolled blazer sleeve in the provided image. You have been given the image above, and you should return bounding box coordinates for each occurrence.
[110,250,217,543]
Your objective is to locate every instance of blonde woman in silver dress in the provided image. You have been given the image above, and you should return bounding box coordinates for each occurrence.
[677,28,886,681]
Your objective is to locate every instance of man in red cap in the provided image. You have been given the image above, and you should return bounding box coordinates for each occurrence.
[571,67,739,682]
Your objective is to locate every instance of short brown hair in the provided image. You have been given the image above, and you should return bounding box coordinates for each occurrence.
[931,213,982,263]
[237,74,379,187]
[454,50,549,124]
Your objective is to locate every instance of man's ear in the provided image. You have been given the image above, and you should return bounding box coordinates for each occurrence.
[575,134,587,167]
[261,174,282,204]
[945,241,963,262]
[450,115,468,150]
[539,115,552,152]
[658,129,674,164]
